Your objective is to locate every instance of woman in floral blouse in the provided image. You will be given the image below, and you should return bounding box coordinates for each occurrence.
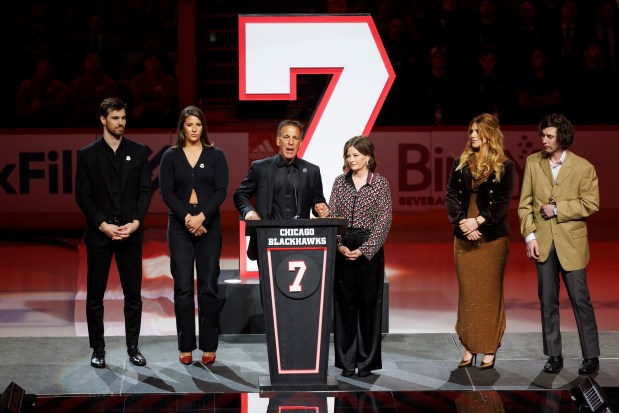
[328,135,392,378]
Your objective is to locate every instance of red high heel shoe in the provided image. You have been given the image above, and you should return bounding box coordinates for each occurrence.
[202,353,216,365]
[179,353,193,365]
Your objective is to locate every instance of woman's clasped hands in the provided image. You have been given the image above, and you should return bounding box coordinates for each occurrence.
[185,213,207,236]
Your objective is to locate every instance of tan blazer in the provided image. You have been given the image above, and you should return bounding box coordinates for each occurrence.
[518,150,599,271]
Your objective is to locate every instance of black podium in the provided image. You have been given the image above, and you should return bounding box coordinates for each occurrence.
[245,218,346,391]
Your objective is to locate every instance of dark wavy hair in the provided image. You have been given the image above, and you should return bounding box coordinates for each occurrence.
[99,98,127,118]
[537,113,574,149]
[342,135,377,172]
[173,106,213,149]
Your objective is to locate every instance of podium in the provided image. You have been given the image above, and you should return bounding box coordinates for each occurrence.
[245,218,346,391]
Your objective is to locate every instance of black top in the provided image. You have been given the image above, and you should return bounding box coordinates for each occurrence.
[102,138,124,217]
[159,145,228,227]
[272,156,300,219]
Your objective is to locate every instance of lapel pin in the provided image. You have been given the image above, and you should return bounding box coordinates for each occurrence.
[200,163,204,168]
[126,156,131,161]
[303,168,307,173]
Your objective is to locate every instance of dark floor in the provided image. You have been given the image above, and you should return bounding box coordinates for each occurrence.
[28,389,605,413]
[2,223,618,412]
[2,333,618,412]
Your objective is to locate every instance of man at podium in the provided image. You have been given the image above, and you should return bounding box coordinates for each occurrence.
[233,119,330,260]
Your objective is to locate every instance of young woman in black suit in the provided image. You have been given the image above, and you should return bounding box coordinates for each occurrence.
[159,106,228,365]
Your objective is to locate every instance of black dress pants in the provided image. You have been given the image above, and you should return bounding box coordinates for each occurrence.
[334,247,384,373]
[86,239,143,349]
[168,215,222,352]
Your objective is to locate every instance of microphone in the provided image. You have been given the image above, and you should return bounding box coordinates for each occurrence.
[292,168,300,219]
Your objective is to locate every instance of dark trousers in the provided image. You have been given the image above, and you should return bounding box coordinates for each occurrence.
[333,247,384,373]
[168,215,221,352]
[537,242,600,359]
[86,239,143,349]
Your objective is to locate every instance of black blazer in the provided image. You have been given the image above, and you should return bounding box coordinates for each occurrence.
[233,154,326,220]
[75,137,152,247]
[233,154,327,259]
[159,146,228,228]
[445,157,515,241]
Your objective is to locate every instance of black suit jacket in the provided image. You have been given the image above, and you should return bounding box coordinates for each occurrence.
[75,137,152,247]
[233,154,327,259]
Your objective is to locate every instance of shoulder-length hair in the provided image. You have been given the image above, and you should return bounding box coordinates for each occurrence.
[457,113,506,181]
[342,135,377,172]
[172,106,213,149]
[538,113,574,149]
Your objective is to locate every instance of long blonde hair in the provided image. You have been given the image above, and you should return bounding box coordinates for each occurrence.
[456,113,506,182]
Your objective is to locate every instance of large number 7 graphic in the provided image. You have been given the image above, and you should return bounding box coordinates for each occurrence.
[238,15,395,197]
[288,260,307,293]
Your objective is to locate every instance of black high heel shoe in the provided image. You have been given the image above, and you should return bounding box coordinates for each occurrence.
[458,353,477,368]
[480,354,495,370]
[341,368,355,377]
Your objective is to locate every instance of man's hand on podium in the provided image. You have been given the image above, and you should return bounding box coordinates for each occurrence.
[314,203,329,218]
[245,211,261,220]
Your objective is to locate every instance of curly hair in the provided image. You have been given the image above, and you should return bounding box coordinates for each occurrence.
[456,113,507,182]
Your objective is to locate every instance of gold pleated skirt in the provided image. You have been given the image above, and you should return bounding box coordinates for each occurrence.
[454,193,508,354]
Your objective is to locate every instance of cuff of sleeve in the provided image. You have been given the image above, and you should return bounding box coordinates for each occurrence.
[525,232,536,242]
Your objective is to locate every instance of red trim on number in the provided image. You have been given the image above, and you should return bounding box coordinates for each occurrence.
[363,17,395,136]
[295,68,342,158]
[238,17,247,101]
[267,247,327,374]
[237,15,396,138]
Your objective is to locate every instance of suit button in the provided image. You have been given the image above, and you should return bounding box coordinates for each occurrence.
[490,190,493,194]
[459,190,462,194]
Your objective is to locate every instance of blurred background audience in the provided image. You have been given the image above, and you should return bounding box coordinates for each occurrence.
[1,0,618,127]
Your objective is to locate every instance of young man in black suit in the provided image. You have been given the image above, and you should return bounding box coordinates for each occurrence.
[233,119,329,259]
[75,98,152,368]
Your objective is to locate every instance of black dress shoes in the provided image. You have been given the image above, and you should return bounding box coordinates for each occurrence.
[127,346,147,366]
[341,369,355,377]
[91,348,106,368]
[543,355,563,374]
[357,370,372,378]
[578,357,599,375]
